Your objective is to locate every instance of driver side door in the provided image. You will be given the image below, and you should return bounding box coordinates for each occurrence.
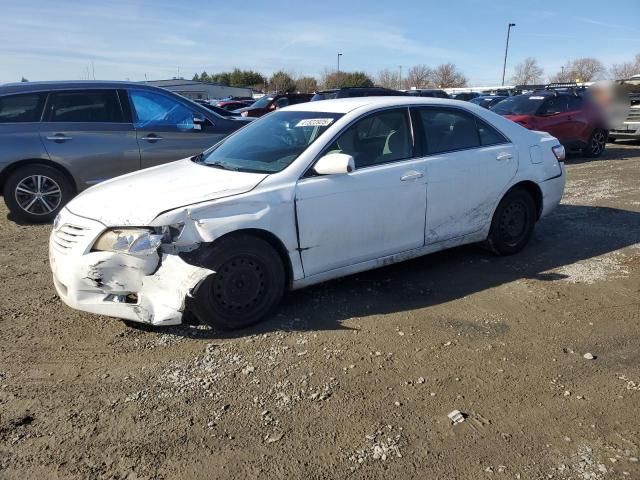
[295,108,427,277]
[128,89,226,169]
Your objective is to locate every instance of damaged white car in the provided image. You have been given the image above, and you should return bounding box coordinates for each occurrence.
[49,97,565,329]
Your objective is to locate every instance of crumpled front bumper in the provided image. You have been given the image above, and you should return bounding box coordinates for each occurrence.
[49,209,213,326]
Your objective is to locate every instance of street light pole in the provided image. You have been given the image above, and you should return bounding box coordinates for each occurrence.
[398,65,403,89]
[501,23,516,86]
[337,53,343,72]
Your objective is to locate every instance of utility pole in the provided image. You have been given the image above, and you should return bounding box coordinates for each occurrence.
[501,23,516,86]
[337,53,343,72]
[398,65,403,89]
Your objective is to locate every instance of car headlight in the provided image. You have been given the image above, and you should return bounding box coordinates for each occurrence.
[92,224,184,255]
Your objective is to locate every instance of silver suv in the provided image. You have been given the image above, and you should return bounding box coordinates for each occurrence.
[0,81,252,222]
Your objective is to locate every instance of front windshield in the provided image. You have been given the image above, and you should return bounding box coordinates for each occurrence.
[491,95,545,115]
[250,96,274,108]
[199,110,344,173]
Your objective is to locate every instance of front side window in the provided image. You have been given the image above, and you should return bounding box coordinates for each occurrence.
[325,109,412,168]
[0,93,46,123]
[200,111,342,173]
[129,90,193,129]
[47,90,123,123]
[417,108,480,154]
[539,96,569,115]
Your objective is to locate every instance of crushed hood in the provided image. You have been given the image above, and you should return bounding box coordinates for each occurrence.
[66,158,268,226]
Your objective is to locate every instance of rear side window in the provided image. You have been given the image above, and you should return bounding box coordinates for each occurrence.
[417,108,480,154]
[477,119,508,146]
[0,93,46,123]
[47,90,123,122]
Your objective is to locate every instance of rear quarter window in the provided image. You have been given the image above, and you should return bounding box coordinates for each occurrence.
[0,93,46,123]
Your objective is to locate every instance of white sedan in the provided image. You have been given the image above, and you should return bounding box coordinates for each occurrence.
[49,97,565,329]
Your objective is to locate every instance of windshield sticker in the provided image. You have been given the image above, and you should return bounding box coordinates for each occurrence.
[295,118,334,127]
[528,96,545,100]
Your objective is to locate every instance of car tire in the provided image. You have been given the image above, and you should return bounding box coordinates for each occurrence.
[486,188,536,256]
[3,164,74,223]
[583,129,607,158]
[189,234,285,330]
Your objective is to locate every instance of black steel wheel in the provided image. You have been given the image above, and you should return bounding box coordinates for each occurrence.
[190,235,285,330]
[486,188,536,256]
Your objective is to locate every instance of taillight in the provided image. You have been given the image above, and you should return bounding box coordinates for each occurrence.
[552,144,566,161]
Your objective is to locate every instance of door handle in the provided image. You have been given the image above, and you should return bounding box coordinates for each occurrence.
[400,171,424,181]
[496,152,513,161]
[46,134,72,142]
[140,134,163,141]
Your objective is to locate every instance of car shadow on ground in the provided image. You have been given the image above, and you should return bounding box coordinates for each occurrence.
[160,203,640,340]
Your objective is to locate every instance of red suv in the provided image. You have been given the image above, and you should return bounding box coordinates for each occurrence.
[491,90,608,157]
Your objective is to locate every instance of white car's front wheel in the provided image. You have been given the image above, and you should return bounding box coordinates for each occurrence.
[190,235,285,330]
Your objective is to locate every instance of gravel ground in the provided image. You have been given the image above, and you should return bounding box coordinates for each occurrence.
[1,142,639,480]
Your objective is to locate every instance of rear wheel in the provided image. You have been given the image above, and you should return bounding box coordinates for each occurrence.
[584,129,607,158]
[190,235,285,330]
[486,188,536,256]
[3,164,74,223]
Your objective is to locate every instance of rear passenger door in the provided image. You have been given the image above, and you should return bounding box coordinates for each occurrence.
[128,89,227,169]
[412,106,517,243]
[39,89,140,189]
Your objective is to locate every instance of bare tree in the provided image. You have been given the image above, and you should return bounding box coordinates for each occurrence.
[510,57,544,85]
[549,64,574,83]
[404,65,433,89]
[552,58,607,83]
[295,76,318,93]
[570,58,606,82]
[610,53,640,79]
[431,63,467,88]
[376,68,401,89]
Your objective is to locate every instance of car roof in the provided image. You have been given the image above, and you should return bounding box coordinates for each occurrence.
[284,96,469,114]
[0,80,165,95]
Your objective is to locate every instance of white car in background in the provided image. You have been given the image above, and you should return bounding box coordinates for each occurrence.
[49,97,566,330]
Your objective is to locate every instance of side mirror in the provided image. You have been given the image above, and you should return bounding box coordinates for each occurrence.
[193,113,208,130]
[313,153,355,175]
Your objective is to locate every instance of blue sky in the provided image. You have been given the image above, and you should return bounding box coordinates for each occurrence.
[1,0,639,86]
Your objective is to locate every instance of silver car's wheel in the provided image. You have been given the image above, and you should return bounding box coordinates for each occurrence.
[4,164,73,223]
[15,175,62,216]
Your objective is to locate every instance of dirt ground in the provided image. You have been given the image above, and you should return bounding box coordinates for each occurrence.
[1,142,639,480]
